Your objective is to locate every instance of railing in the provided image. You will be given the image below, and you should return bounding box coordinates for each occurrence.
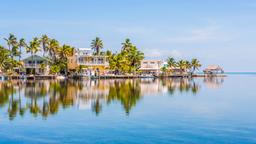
[24,64,42,68]
[78,61,109,66]
[140,64,160,69]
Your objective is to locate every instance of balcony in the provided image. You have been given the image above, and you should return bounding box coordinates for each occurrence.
[77,56,109,66]
[78,61,109,66]
[140,64,160,69]
[24,64,43,68]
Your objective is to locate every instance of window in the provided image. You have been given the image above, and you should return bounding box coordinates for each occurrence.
[37,61,43,64]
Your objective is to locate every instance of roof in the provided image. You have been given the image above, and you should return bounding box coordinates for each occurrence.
[142,60,162,62]
[78,55,108,58]
[23,55,48,62]
[204,65,223,71]
[77,48,91,51]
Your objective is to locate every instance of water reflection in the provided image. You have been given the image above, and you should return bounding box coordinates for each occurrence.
[204,77,224,89]
[0,77,224,120]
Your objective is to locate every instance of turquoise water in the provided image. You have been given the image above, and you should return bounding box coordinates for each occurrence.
[0,75,256,143]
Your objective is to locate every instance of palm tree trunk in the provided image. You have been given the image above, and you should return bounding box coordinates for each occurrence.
[32,52,35,80]
[19,46,22,76]
[8,44,12,80]
[97,47,99,55]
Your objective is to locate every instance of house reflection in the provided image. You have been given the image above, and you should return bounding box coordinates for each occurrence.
[203,77,224,89]
[0,77,224,120]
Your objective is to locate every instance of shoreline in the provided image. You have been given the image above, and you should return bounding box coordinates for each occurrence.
[0,74,227,81]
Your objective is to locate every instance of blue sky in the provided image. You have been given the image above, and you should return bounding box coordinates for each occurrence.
[0,0,256,71]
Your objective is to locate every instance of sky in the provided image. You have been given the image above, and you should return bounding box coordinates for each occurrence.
[0,0,256,72]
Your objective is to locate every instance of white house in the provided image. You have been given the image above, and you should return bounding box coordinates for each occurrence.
[23,55,50,75]
[139,60,163,75]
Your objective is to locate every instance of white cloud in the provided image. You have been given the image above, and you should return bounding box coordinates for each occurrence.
[144,48,182,59]
[162,24,231,43]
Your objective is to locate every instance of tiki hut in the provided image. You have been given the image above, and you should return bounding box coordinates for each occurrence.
[203,65,224,74]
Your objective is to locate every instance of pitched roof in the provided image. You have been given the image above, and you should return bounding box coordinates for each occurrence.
[23,55,48,62]
[204,65,223,71]
[77,48,91,51]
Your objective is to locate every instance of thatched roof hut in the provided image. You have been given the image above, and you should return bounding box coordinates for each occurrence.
[203,65,224,74]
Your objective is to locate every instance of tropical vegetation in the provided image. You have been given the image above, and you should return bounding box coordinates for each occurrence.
[107,39,144,74]
[163,57,202,75]
[0,34,74,76]
[0,33,202,78]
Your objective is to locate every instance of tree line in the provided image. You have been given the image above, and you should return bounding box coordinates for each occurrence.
[0,34,145,76]
[161,57,202,75]
[0,33,201,76]
[0,34,74,75]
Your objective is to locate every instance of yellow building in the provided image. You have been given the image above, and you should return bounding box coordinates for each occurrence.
[68,48,109,75]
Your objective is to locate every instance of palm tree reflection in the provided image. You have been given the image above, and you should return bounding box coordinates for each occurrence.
[0,77,224,120]
[92,98,102,116]
[107,80,141,115]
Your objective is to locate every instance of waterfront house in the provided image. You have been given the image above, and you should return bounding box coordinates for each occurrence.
[68,48,109,76]
[139,60,163,75]
[23,55,50,75]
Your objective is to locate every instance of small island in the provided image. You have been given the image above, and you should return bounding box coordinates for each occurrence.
[0,34,224,80]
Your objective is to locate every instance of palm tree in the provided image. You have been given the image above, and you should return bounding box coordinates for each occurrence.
[121,38,133,52]
[4,34,18,76]
[17,39,26,75]
[191,58,201,73]
[4,34,17,54]
[167,57,176,74]
[58,44,74,75]
[40,35,50,57]
[58,45,74,59]
[26,38,41,76]
[167,57,176,68]
[184,60,191,73]
[91,37,103,55]
[0,46,11,72]
[177,60,185,74]
[18,38,26,61]
[127,46,144,74]
[48,39,60,62]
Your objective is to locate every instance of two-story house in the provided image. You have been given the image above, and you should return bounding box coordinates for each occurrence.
[23,55,50,75]
[139,60,163,75]
[68,48,109,76]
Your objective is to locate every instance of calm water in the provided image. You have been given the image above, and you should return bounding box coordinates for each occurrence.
[0,75,256,144]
